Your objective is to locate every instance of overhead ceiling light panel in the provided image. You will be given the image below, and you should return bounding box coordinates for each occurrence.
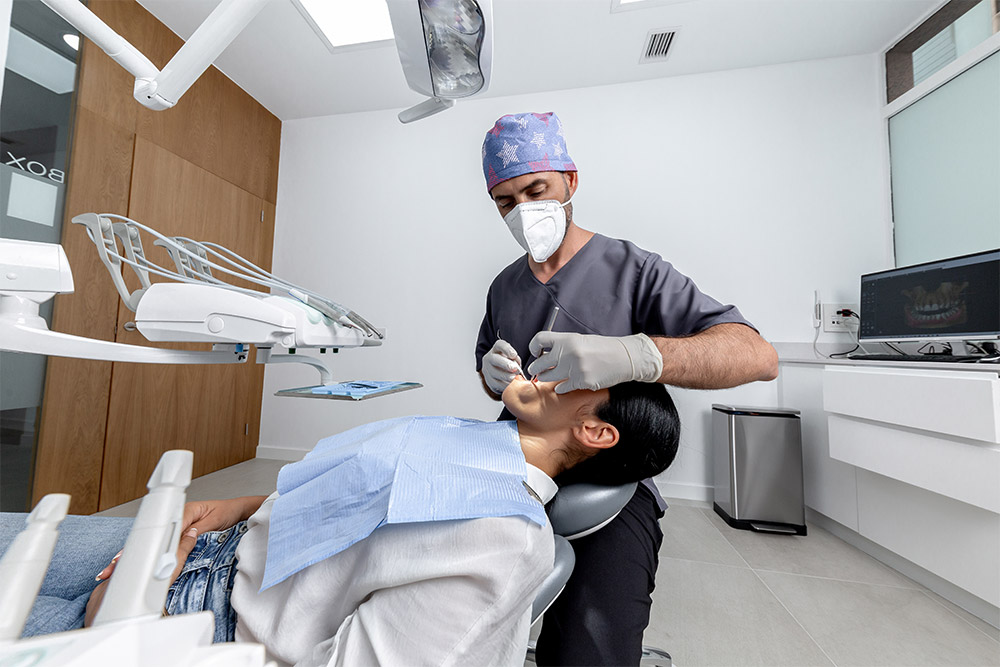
[387,0,493,123]
[293,0,395,50]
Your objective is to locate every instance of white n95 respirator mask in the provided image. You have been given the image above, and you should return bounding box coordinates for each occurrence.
[503,197,572,263]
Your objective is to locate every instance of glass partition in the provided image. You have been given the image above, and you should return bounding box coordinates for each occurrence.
[0,1,80,510]
[888,49,1000,267]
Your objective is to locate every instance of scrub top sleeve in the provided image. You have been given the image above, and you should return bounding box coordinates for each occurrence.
[633,252,755,337]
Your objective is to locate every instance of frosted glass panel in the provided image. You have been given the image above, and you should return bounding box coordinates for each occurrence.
[1,2,79,511]
[889,50,1000,267]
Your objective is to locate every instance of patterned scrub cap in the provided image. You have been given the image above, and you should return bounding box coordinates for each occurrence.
[482,112,576,191]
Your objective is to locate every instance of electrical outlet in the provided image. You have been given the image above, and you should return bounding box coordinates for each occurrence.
[822,304,859,333]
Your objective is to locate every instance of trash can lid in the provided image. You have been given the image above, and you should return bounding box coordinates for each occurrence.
[711,404,801,417]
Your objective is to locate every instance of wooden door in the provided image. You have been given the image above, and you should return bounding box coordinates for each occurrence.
[97,138,273,509]
[31,109,135,514]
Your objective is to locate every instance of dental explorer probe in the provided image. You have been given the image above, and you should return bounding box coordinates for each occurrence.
[531,305,561,384]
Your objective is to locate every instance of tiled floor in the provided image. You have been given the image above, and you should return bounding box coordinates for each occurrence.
[647,499,1000,666]
[98,460,1000,666]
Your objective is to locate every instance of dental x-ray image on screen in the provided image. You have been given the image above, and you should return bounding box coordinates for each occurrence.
[859,249,1000,342]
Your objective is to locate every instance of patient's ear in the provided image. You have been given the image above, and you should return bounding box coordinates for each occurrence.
[572,416,619,451]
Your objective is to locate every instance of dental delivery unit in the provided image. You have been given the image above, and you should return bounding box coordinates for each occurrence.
[0,214,417,398]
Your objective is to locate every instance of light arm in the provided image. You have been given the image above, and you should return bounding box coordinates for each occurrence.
[39,0,157,80]
[651,323,779,389]
[39,0,267,111]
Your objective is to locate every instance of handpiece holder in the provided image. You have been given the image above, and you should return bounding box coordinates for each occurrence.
[0,494,71,642]
[94,450,193,626]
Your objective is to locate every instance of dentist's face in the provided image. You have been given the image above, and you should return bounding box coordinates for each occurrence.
[489,170,577,221]
[501,374,607,428]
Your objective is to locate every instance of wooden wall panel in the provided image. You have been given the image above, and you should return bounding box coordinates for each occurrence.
[98,139,269,509]
[35,0,280,512]
[79,1,280,203]
[133,72,224,191]
[243,201,276,461]
[33,108,135,513]
[217,82,282,204]
[75,1,151,131]
[135,65,281,203]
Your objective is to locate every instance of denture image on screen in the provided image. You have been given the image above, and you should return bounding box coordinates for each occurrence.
[902,281,968,329]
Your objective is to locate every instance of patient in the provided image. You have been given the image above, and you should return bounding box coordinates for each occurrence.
[0,377,679,666]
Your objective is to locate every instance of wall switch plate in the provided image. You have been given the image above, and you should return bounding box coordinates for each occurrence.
[822,303,858,333]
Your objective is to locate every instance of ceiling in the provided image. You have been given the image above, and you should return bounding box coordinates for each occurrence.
[135,0,941,121]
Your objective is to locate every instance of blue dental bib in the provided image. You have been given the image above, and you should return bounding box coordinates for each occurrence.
[261,416,546,590]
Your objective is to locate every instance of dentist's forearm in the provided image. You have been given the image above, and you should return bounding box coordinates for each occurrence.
[650,323,778,389]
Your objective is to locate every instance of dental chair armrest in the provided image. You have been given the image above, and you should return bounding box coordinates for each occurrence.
[546,482,637,540]
[530,535,574,624]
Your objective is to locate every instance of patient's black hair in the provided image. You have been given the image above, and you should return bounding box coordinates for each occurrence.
[557,382,680,487]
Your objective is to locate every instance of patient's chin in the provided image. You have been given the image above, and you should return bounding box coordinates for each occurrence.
[502,376,535,416]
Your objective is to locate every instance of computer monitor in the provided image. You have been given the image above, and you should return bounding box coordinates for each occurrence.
[859,249,1000,342]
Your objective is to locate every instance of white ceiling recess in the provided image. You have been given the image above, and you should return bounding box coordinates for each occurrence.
[135,0,941,121]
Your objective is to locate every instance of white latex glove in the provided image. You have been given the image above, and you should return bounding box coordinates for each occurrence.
[482,338,524,395]
[527,332,663,394]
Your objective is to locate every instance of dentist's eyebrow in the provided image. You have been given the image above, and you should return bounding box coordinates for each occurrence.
[518,179,548,194]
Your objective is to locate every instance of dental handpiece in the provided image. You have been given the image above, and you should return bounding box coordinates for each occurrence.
[531,305,561,383]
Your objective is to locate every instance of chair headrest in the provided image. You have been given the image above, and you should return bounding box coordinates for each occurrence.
[546,482,638,539]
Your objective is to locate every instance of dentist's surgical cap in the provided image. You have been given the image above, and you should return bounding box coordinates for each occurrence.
[482,112,576,192]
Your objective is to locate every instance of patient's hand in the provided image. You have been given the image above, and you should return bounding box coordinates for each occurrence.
[182,496,266,536]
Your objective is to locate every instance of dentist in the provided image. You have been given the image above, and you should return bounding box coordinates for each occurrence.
[475,112,778,665]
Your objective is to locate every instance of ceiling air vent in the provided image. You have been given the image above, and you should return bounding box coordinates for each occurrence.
[639,29,677,64]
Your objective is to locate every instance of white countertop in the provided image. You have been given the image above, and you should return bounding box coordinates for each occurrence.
[773,342,1000,375]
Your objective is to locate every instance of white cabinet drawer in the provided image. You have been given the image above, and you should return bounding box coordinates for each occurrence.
[829,415,1000,513]
[857,470,1000,607]
[823,367,1000,443]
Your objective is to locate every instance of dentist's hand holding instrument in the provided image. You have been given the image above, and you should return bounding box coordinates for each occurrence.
[528,327,663,395]
[481,338,524,395]
[530,306,561,384]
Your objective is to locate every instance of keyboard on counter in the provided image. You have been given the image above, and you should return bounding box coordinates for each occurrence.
[846,353,998,363]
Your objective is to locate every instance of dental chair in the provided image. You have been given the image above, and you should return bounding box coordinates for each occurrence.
[526,482,672,667]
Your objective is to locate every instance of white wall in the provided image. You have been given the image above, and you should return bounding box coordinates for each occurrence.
[260,53,892,501]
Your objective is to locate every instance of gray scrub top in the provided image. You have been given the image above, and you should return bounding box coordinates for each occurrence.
[476,233,754,375]
[475,234,755,506]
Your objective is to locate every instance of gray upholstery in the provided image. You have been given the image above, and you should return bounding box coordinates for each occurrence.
[527,481,671,666]
[531,482,636,625]
[530,535,574,623]
[546,482,638,540]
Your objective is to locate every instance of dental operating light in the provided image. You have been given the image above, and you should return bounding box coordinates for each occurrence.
[387,0,493,123]
[38,0,492,121]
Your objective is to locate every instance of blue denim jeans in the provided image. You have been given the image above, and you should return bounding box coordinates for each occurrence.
[0,513,244,642]
[165,521,246,643]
